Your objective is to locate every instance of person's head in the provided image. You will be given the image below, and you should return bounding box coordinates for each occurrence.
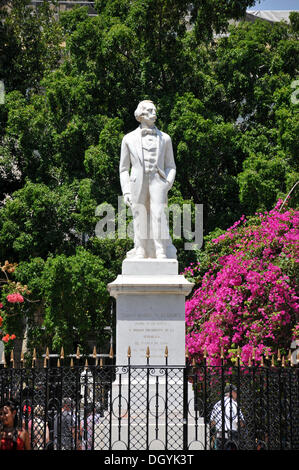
[34,405,44,418]
[134,100,157,126]
[62,398,73,411]
[224,384,237,400]
[0,399,19,429]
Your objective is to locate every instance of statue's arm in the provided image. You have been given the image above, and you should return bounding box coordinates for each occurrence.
[165,135,176,187]
[119,136,131,196]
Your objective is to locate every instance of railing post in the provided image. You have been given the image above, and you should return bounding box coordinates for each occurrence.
[183,359,189,451]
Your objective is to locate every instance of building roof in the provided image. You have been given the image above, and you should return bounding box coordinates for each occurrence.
[246,10,298,23]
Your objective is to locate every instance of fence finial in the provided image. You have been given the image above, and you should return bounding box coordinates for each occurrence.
[76,347,80,360]
[10,350,14,368]
[146,346,150,359]
[1,350,6,368]
[20,349,24,365]
[92,346,97,359]
[127,346,131,358]
[60,347,64,360]
[271,355,275,367]
[185,347,189,359]
[109,345,114,359]
[46,347,50,361]
[277,349,281,362]
[32,348,37,368]
[165,346,168,358]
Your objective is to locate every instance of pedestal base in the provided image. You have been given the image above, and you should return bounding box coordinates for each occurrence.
[108,259,193,366]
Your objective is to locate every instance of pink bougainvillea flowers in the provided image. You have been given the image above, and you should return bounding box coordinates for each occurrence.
[184,200,299,366]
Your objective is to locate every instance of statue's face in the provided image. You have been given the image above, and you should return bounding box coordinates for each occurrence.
[140,102,157,126]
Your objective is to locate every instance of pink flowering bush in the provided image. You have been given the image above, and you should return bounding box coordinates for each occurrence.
[0,261,30,345]
[184,200,299,366]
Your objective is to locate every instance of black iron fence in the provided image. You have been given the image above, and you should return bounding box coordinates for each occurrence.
[0,349,298,451]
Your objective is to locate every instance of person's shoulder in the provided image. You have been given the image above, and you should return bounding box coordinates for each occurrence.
[19,428,29,439]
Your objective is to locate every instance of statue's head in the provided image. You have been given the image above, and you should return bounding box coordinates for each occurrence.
[134,100,157,126]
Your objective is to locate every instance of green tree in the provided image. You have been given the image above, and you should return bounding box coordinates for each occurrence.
[1,3,298,354]
[14,249,112,354]
[0,0,63,94]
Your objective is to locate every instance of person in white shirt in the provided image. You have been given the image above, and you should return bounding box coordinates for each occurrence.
[210,384,245,450]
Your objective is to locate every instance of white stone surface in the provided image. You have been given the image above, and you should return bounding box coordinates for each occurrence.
[108,260,193,366]
[119,100,177,259]
[122,258,178,276]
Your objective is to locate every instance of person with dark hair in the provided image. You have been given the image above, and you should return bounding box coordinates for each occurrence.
[53,398,82,450]
[0,399,30,450]
[210,384,245,450]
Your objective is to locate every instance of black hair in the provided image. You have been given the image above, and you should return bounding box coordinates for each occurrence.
[0,399,20,450]
[0,399,19,428]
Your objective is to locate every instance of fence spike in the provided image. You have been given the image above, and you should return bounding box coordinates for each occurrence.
[57,358,60,368]
[76,346,80,360]
[32,348,36,368]
[260,355,264,367]
[45,347,49,360]
[43,356,47,368]
[60,347,64,360]
[185,348,189,359]
[288,350,292,363]
[92,346,97,359]
[100,357,103,368]
[277,349,281,361]
[271,355,275,367]
[127,346,131,358]
[248,357,252,368]
[203,347,207,359]
[10,349,14,368]
[85,358,88,369]
[20,350,24,368]
[220,347,224,359]
[192,357,196,367]
[165,346,168,358]
[237,346,240,358]
[2,350,7,368]
[282,356,285,367]
[146,346,150,358]
[109,345,114,359]
[70,357,74,368]
[265,349,269,360]
[252,347,256,361]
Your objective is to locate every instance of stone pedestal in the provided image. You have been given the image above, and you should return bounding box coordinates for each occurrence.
[108,258,193,365]
[106,258,199,450]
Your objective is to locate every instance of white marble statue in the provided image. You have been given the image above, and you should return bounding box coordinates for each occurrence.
[119,100,177,259]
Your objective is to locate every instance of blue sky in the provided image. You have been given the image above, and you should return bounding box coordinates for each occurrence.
[252,0,299,9]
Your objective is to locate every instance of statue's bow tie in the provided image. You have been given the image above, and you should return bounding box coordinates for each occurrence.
[141,128,157,136]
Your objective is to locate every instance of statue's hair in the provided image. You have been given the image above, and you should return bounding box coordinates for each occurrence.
[134,100,155,122]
